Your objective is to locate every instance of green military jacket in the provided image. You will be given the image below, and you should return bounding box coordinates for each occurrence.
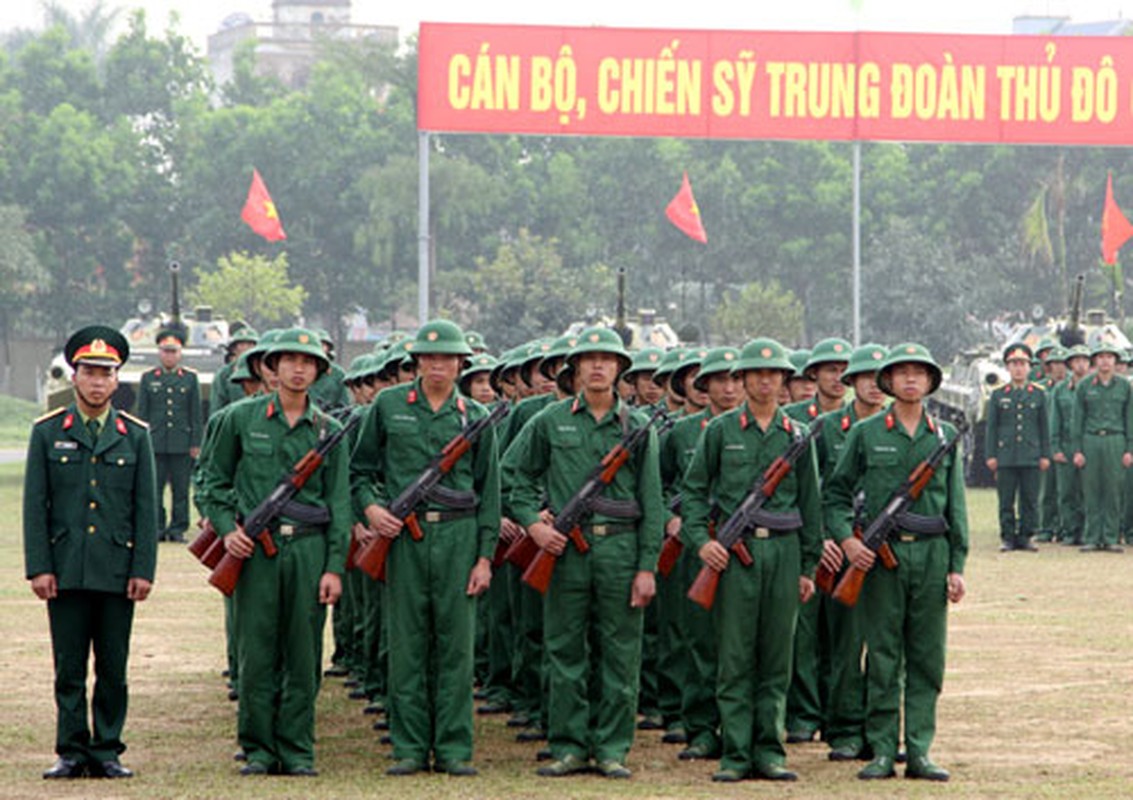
[350,379,501,561]
[782,398,827,423]
[209,360,237,417]
[309,362,350,413]
[136,365,203,453]
[681,404,823,577]
[24,405,158,592]
[1070,373,1133,455]
[1048,376,1080,456]
[984,382,1050,467]
[659,408,712,518]
[200,392,351,575]
[507,392,663,573]
[824,409,969,575]
[815,403,887,482]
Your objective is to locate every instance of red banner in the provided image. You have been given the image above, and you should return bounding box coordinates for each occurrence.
[419,23,1133,145]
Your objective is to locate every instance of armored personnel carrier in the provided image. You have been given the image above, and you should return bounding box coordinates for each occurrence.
[564,267,682,350]
[40,262,232,412]
[930,275,1130,485]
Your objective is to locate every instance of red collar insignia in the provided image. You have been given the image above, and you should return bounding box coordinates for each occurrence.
[456,396,466,414]
[739,410,749,430]
[62,413,74,430]
[783,415,793,433]
[841,414,852,432]
[808,403,818,418]
[116,416,128,435]
[266,400,276,418]
[885,412,895,430]
[407,388,418,404]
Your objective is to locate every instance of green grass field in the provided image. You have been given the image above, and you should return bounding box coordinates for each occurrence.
[1,468,1131,799]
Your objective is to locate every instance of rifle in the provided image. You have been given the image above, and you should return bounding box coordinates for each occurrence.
[208,412,361,596]
[825,418,966,607]
[656,492,684,578]
[687,417,824,611]
[814,490,865,596]
[355,401,510,581]
[522,406,667,595]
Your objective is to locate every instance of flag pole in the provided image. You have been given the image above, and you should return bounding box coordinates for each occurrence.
[852,140,862,346]
[418,130,431,325]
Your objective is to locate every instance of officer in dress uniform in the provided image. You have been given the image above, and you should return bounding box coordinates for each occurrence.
[135,328,202,542]
[24,325,157,779]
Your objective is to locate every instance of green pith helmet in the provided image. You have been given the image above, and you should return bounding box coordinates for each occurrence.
[803,337,853,379]
[459,353,499,395]
[264,327,331,376]
[65,324,130,369]
[692,346,741,392]
[566,327,633,374]
[555,362,576,396]
[345,354,373,383]
[539,334,581,381]
[464,330,488,352]
[1126,348,1133,365]
[841,344,890,385]
[877,342,942,396]
[519,339,554,386]
[732,338,795,375]
[1034,337,1056,358]
[651,347,688,388]
[246,329,283,380]
[228,326,260,348]
[230,352,256,383]
[788,349,812,380]
[1090,340,1125,359]
[622,347,666,381]
[1067,344,1091,361]
[489,347,521,393]
[1044,345,1070,364]
[1002,342,1034,364]
[406,319,473,358]
[671,347,710,398]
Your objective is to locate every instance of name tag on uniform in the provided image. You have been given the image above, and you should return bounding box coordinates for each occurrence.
[724,444,745,451]
[872,445,898,454]
[392,414,417,423]
[54,441,78,450]
[557,425,578,434]
[249,431,271,440]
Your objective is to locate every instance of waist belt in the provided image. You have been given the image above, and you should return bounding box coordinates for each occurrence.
[273,522,326,539]
[581,522,636,537]
[1087,429,1124,437]
[418,508,476,523]
[748,508,804,531]
[743,527,796,541]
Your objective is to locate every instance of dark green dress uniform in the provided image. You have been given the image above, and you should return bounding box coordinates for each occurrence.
[135,339,203,542]
[682,338,823,780]
[1049,365,1085,544]
[24,326,157,774]
[351,322,501,772]
[985,345,1049,551]
[200,330,351,774]
[824,343,968,778]
[1070,347,1133,550]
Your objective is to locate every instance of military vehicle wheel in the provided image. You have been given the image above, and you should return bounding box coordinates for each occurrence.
[964,421,995,487]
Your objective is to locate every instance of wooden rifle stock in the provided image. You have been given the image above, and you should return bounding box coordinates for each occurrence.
[356,533,392,581]
[657,535,684,578]
[521,525,589,595]
[686,538,753,610]
[830,532,898,607]
[208,529,278,597]
[504,533,539,569]
[188,520,217,563]
[200,535,227,570]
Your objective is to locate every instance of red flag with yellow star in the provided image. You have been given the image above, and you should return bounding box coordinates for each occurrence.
[665,171,707,244]
[241,168,287,242]
[1102,171,1133,265]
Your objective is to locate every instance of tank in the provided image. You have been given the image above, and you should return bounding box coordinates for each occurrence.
[40,262,232,412]
[929,274,1130,486]
[563,267,683,350]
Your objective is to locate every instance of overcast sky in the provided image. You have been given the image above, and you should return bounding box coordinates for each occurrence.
[1,1,1132,53]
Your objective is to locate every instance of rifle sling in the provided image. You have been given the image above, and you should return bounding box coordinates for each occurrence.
[589,496,642,520]
[424,484,479,511]
[892,510,948,536]
[279,500,331,526]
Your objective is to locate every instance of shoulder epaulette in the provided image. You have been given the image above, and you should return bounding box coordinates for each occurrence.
[33,407,67,425]
[117,410,150,429]
[182,366,199,374]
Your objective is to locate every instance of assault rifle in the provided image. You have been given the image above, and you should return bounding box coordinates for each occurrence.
[822,417,966,607]
[687,417,823,611]
[208,411,361,596]
[656,492,685,578]
[521,406,667,595]
[355,401,509,581]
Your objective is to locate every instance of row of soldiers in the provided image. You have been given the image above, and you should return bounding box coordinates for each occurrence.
[986,338,1133,553]
[25,318,967,783]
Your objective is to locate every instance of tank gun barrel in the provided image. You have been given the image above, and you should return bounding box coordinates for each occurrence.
[168,261,183,333]
[1061,273,1085,347]
[615,267,629,345]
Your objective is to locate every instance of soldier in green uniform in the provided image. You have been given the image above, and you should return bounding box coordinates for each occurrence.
[813,343,889,762]
[652,348,689,415]
[135,328,203,542]
[664,346,743,761]
[784,349,816,405]
[351,320,501,777]
[24,325,157,779]
[624,347,666,408]
[1071,341,1133,552]
[209,327,259,417]
[985,343,1050,552]
[1035,347,1067,542]
[509,327,662,779]
[825,343,968,782]
[1050,345,1089,545]
[683,338,822,782]
[308,328,350,412]
[201,328,351,776]
[783,337,851,743]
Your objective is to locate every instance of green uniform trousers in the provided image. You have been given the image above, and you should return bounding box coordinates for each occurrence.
[361,572,386,701]
[1081,434,1125,547]
[1055,460,1083,542]
[545,532,642,763]
[653,562,687,728]
[785,595,823,736]
[638,601,660,719]
[1038,466,1059,539]
[510,569,545,723]
[329,569,355,671]
[861,537,948,761]
[155,453,193,538]
[49,590,134,763]
[234,533,327,771]
[715,534,800,774]
[994,466,1040,541]
[387,520,478,764]
[1124,463,1133,541]
[822,594,867,750]
[678,547,720,750]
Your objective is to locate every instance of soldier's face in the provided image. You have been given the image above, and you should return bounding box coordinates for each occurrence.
[814,363,848,400]
[1069,356,1090,377]
[787,376,817,402]
[852,373,885,408]
[1006,359,1030,383]
[1048,361,1067,381]
[72,363,118,410]
[159,347,181,370]
[577,352,620,392]
[683,368,709,409]
[467,373,496,404]
[417,353,461,390]
[634,373,664,405]
[707,372,742,412]
[275,352,320,392]
[888,363,931,402]
[742,369,785,405]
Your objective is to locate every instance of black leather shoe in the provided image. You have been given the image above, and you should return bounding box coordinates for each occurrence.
[535,747,553,761]
[239,762,271,776]
[516,726,547,742]
[477,701,511,715]
[379,734,393,745]
[228,688,239,701]
[661,727,688,744]
[435,760,478,776]
[97,761,134,779]
[233,749,247,762]
[858,755,896,779]
[43,757,86,779]
[506,714,532,728]
[372,719,389,731]
[284,766,319,777]
[752,763,797,781]
[343,679,360,688]
[348,688,369,700]
[828,743,864,761]
[637,714,664,730]
[905,755,950,782]
[324,665,349,678]
[363,702,385,715]
[785,728,816,743]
